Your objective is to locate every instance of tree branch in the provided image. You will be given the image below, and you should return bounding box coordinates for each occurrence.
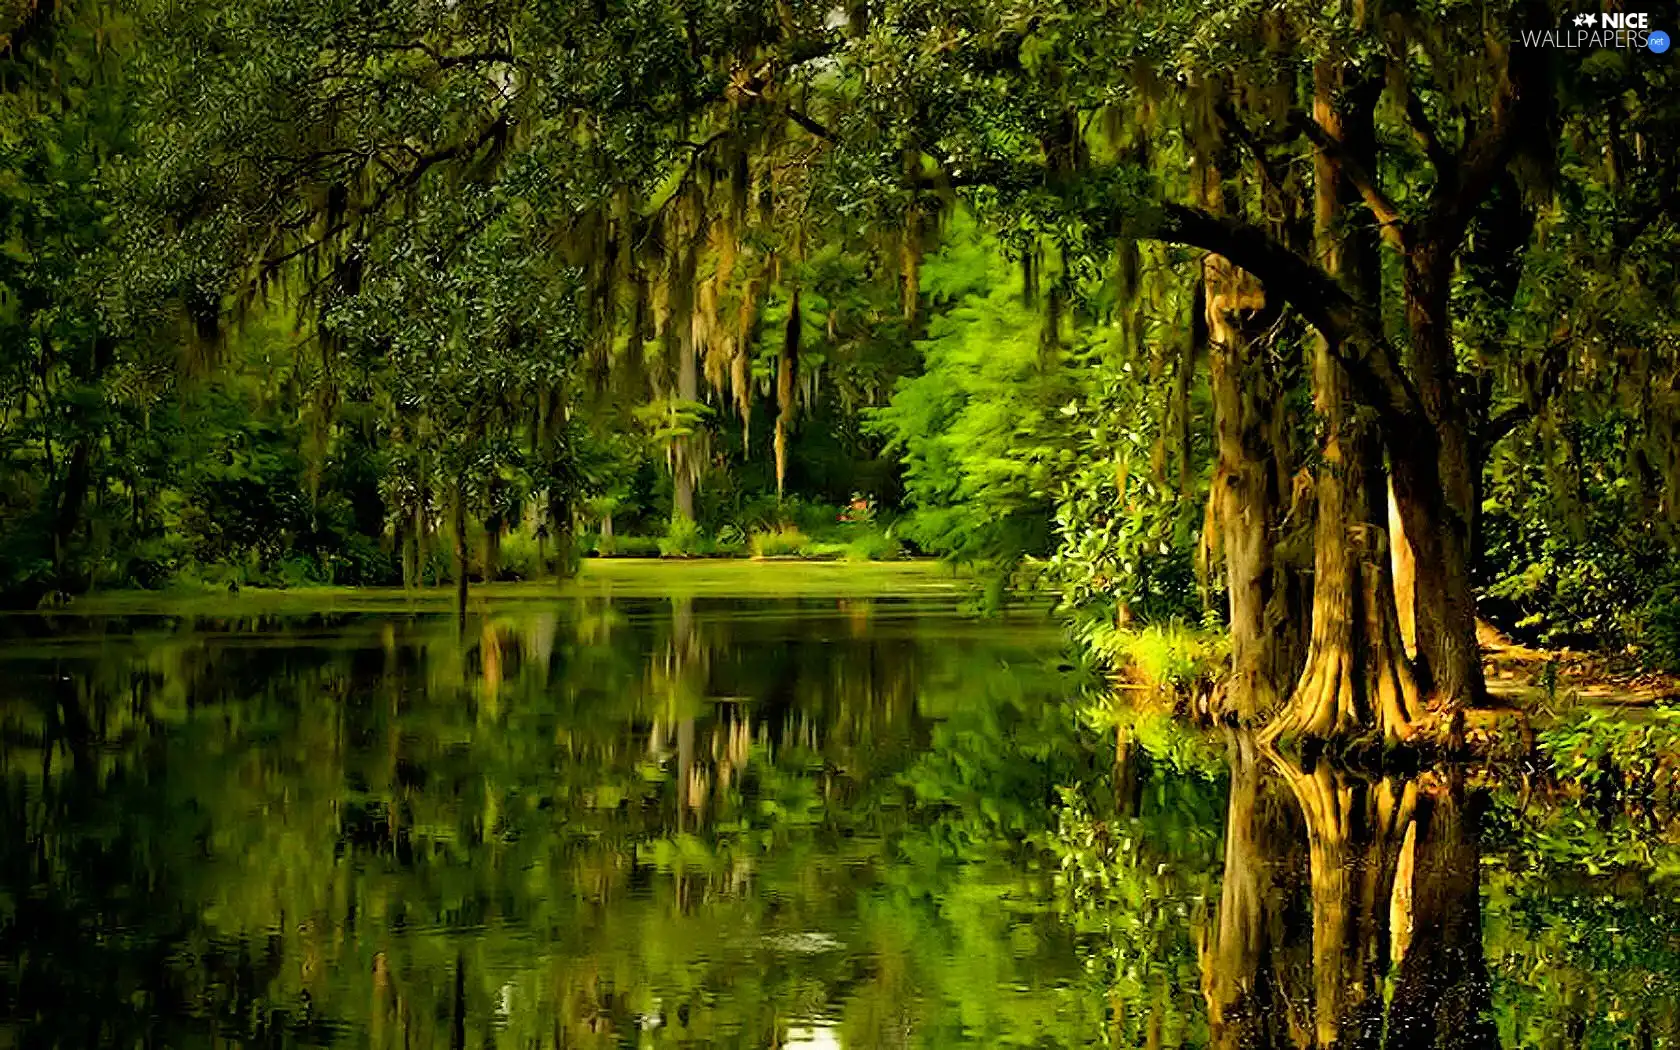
[1293,110,1408,250]
[365,41,515,68]
[1423,0,1551,249]
[1214,101,1292,214]
[256,112,511,280]
[1150,202,1423,430]
[784,105,839,143]
[1399,79,1455,184]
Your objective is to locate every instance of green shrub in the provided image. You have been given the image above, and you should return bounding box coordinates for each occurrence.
[713,524,747,556]
[750,525,810,558]
[333,533,399,585]
[1083,622,1227,698]
[493,531,534,578]
[659,516,706,557]
[277,553,328,588]
[1641,580,1680,672]
[844,530,902,562]
[591,535,661,558]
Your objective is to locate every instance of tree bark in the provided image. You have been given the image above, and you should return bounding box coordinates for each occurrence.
[1270,62,1421,746]
[670,218,704,524]
[1388,481,1419,659]
[1200,160,1307,724]
[1388,428,1483,710]
[454,479,469,617]
[774,287,801,500]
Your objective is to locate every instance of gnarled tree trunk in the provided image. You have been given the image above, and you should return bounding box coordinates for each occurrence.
[1270,64,1421,746]
[1200,155,1308,724]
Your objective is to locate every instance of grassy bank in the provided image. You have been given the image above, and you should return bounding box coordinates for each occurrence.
[24,559,968,617]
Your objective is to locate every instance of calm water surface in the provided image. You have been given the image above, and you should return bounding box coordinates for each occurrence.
[1,571,1677,1047]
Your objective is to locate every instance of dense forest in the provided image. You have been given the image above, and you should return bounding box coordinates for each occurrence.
[3,0,1679,746]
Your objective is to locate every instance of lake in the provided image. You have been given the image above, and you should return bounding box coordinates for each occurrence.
[1,563,1676,1047]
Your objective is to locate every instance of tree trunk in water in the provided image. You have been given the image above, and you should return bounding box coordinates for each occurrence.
[1385,777,1496,1049]
[1272,65,1421,746]
[1202,733,1301,1050]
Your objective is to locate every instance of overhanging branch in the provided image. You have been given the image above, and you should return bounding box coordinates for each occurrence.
[1148,201,1423,430]
[1293,111,1408,250]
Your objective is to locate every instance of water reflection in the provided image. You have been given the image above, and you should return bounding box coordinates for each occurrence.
[2,594,1678,1046]
[1200,737,1494,1050]
[0,596,1097,1046]
[1070,723,1680,1050]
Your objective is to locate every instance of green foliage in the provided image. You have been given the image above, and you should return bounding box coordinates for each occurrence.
[844,530,902,562]
[584,533,663,558]
[659,515,707,557]
[1084,623,1226,696]
[1537,706,1680,810]
[1646,581,1680,673]
[750,524,810,558]
[1480,413,1680,666]
[868,218,1076,574]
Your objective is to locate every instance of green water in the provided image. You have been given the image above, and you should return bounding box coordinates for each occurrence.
[1,568,1677,1047]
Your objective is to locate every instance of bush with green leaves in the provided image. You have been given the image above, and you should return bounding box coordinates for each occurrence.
[659,516,707,557]
[750,525,811,558]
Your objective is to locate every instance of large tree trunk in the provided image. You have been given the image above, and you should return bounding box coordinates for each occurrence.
[1201,157,1307,724]
[774,287,801,501]
[1271,64,1421,746]
[1391,247,1486,710]
[454,479,469,617]
[666,209,704,524]
[1388,481,1419,659]
[674,317,699,522]
[51,437,92,587]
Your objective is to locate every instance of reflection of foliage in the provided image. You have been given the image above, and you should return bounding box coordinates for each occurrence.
[1485,776,1680,1047]
[1052,772,1224,1047]
[1081,623,1226,702]
[10,593,1680,1045]
[0,594,1100,1045]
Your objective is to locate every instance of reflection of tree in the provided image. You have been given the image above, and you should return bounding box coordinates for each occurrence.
[1201,732,1310,1049]
[1272,756,1416,1050]
[1202,739,1498,1050]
